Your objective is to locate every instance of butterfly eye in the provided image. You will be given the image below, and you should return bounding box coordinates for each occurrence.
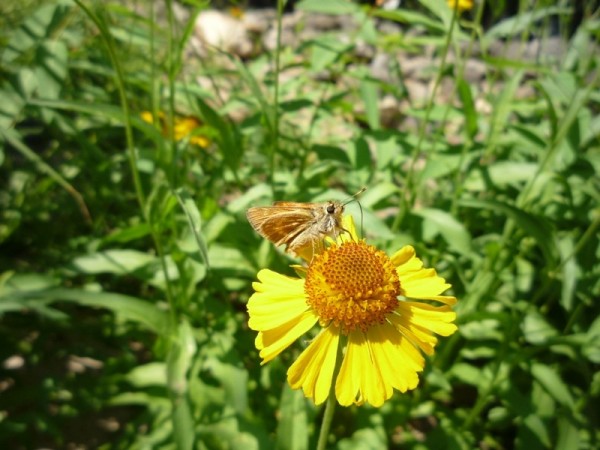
[326,204,336,214]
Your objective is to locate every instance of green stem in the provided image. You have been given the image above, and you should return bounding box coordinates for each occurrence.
[270,0,285,193]
[316,336,344,450]
[74,1,177,321]
[393,5,458,231]
[316,388,337,450]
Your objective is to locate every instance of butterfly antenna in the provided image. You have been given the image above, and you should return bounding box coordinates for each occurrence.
[342,187,367,206]
[357,200,364,239]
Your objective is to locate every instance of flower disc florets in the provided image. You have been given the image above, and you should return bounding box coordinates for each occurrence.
[304,241,400,333]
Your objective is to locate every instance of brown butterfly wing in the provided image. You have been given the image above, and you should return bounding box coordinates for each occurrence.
[246,204,318,250]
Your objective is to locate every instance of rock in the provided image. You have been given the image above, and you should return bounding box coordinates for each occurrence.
[370,52,392,82]
[194,10,254,58]
[405,79,429,105]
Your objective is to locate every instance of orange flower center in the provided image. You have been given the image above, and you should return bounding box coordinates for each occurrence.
[304,241,400,333]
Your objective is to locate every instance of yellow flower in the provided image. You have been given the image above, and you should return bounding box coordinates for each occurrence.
[247,216,458,407]
[447,0,473,12]
[141,111,210,148]
[173,116,211,148]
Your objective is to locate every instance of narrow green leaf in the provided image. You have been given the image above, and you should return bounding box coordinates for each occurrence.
[11,288,170,334]
[126,362,167,387]
[373,9,444,33]
[483,7,571,44]
[413,208,472,256]
[175,188,210,269]
[103,223,152,244]
[0,127,91,224]
[35,40,69,100]
[167,319,197,395]
[531,363,575,409]
[556,416,580,450]
[230,54,274,132]
[337,428,387,450]
[358,73,380,130]
[71,249,156,274]
[308,35,352,72]
[583,316,600,364]
[168,319,196,450]
[557,236,577,311]
[419,0,453,29]
[276,385,308,450]
[172,395,194,450]
[522,310,558,345]
[521,414,551,448]
[195,96,243,172]
[457,79,478,140]
[296,0,360,15]
[459,198,557,264]
[204,357,249,416]
[487,70,524,153]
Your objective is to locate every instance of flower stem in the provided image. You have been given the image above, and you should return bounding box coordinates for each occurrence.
[316,391,336,450]
[316,337,344,450]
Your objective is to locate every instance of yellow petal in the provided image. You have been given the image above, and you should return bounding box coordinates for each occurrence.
[400,268,453,299]
[248,270,308,331]
[336,330,389,407]
[367,323,422,394]
[390,246,422,271]
[339,215,359,243]
[396,302,458,336]
[253,269,305,293]
[256,311,319,364]
[288,325,340,405]
[140,111,154,123]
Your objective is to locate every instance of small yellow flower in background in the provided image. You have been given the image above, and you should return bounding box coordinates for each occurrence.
[141,111,210,148]
[228,6,245,19]
[247,216,458,407]
[447,0,474,12]
[172,116,211,148]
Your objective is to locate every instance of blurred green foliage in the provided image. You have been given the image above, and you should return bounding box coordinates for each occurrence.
[0,0,598,449]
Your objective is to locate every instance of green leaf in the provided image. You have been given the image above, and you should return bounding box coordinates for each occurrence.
[296,0,360,15]
[2,1,73,63]
[0,127,91,224]
[457,79,478,140]
[373,9,444,33]
[483,7,571,44]
[358,72,380,130]
[168,319,196,450]
[556,416,580,450]
[12,288,169,334]
[204,357,249,415]
[172,395,194,450]
[126,362,167,387]
[530,363,575,409]
[522,310,558,345]
[450,363,486,387]
[195,96,243,172]
[583,316,600,364]
[71,249,156,274]
[103,223,152,244]
[419,0,453,29]
[520,414,551,448]
[337,427,387,450]
[35,40,68,100]
[308,35,352,72]
[175,188,210,269]
[487,70,524,152]
[459,198,557,264]
[557,236,577,311]
[276,385,308,450]
[360,182,397,209]
[413,208,472,256]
